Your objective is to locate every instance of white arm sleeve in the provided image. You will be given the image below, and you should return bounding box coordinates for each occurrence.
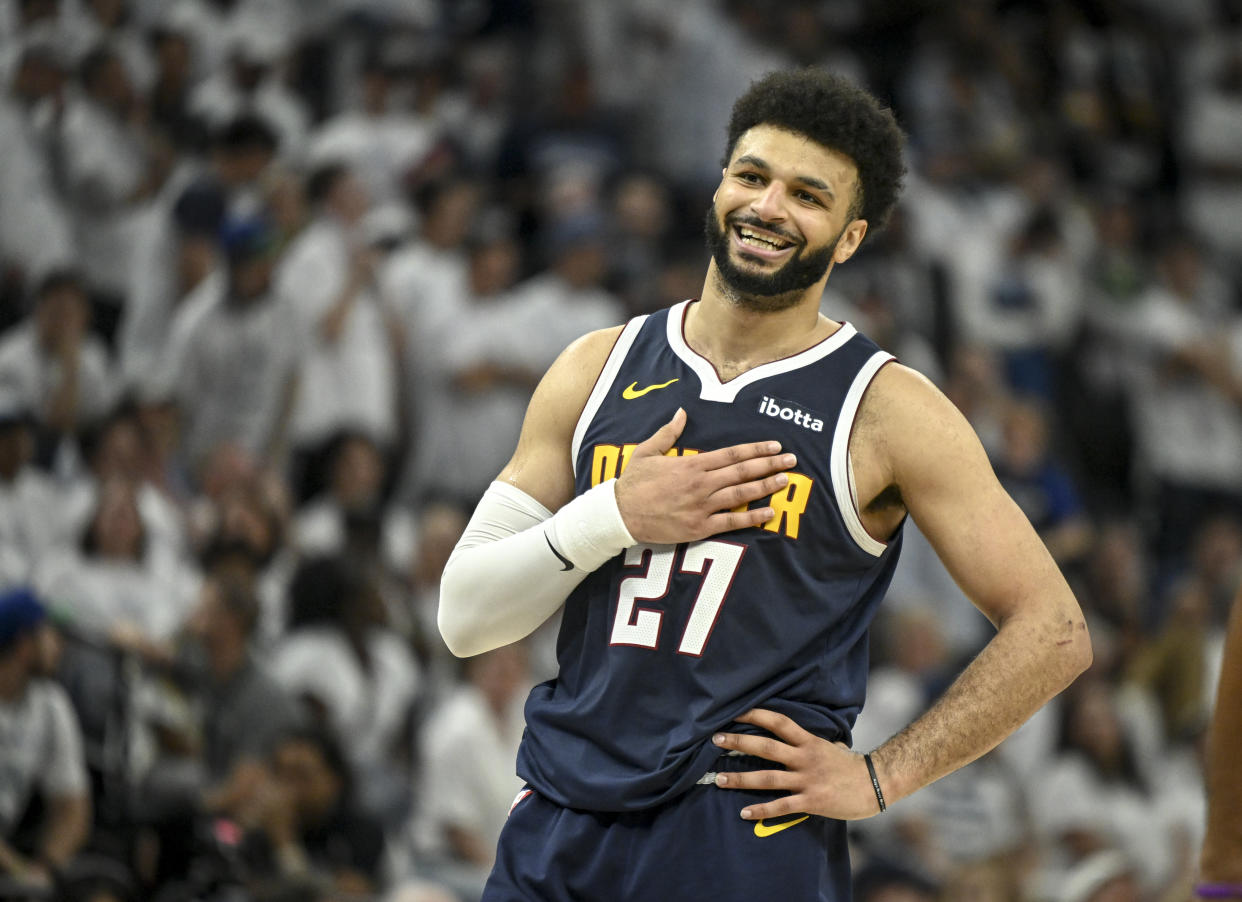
[438,479,636,657]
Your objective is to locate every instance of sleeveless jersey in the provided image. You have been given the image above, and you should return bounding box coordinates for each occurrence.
[516,300,904,812]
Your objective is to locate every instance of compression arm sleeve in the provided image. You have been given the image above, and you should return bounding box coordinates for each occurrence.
[438,479,636,657]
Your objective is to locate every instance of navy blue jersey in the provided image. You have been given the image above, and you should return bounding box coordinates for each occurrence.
[516,300,904,812]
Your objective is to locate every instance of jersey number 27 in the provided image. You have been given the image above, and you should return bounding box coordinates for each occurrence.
[609,540,746,657]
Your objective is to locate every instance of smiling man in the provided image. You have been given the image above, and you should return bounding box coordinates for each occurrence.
[438,69,1091,901]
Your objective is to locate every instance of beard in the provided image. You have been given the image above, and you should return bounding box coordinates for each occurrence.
[703,205,838,312]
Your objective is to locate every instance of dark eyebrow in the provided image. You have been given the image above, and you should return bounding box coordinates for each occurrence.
[732,154,835,200]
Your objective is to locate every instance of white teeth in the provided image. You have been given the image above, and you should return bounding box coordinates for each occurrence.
[737,227,789,250]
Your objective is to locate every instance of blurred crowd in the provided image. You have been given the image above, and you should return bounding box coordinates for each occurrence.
[0,0,1240,899]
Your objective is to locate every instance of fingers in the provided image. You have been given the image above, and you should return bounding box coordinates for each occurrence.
[737,796,806,821]
[705,451,797,490]
[694,440,785,471]
[735,708,812,746]
[632,407,687,458]
[713,769,797,792]
[712,727,796,764]
[703,507,776,534]
[705,469,792,512]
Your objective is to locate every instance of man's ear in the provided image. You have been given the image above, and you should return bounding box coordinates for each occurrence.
[833,220,868,264]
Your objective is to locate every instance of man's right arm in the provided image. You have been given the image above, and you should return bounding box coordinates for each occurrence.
[438,326,795,658]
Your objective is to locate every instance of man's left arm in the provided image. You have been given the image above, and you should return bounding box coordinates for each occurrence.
[713,365,1091,820]
[38,794,89,869]
[35,682,92,866]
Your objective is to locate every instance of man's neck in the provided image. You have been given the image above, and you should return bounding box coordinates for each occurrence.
[0,665,27,703]
[209,640,247,684]
[689,264,839,378]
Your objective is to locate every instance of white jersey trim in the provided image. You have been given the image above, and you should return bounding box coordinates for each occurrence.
[831,350,895,557]
[665,299,858,404]
[571,315,649,478]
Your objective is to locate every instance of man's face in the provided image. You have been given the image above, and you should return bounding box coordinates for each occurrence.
[35,286,89,348]
[0,424,31,481]
[273,739,341,826]
[706,125,866,310]
[228,255,274,303]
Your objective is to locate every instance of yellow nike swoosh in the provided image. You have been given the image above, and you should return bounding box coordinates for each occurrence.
[753,815,810,838]
[622,379,679,399]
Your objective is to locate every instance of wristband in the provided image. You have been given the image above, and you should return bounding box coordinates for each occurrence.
[864,753,886,813]
[546,478,635,572]
[1196,885,1242,899]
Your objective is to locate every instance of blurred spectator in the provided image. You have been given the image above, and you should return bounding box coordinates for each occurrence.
[496,57,632,225]
[198,468,295,645]
[34,476,193,646]
[1054,849,1143,902]
[1060,195,1147,514]
[188,15,308,161]
[0,38,74,306]
[412,643,531,901]
[852,858,939,902]
[1076,519,1150,672]
[239,725,386,897]
[641,1,788,194]
[145,14,207,153]
[0,587,91,891]
[408,212,540,503]
[900,8,1029,183]
[171,217,299,476]
[0,392,63,588]
[0,270,118,464]
[1125,574,1213,746]
[58,43,168,340]
[270,556,420,823]
[119,179,225,392]
[607,169,679,317]
[992,398,1093,568]
[954,207,1082,400]
[407,498,468,699]
[202,113,281,220]
[383,174,480,499]
[61,406,188,565]
[276,162,399,473]
[120,571,301,889]
[61,0,154,95]
[308,38,438,206]
[190,572,301,813]
[294,428,416,576]
[1029,677,1192,893]
[1181,33,1242,258]
[1121,237,1242,567]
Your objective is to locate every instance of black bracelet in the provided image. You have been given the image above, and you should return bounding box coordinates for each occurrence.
[864,753,886,813]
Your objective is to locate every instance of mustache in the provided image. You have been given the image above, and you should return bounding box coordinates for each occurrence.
[725,214,802,247]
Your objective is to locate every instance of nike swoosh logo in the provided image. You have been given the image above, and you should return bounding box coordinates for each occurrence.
[622,378,679,399]
[753,815,810,838]
[545,533,574,571]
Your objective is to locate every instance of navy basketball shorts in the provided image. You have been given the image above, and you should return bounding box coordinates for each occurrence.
[481,754,851,901]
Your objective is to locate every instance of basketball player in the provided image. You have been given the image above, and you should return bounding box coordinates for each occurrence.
[439,69,1092,900]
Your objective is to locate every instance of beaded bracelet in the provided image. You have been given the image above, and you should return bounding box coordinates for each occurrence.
[863,752,886,813]
[1196,884,1242,899]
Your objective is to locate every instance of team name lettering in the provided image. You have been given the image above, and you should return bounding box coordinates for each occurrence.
[590,443,812,540]
[758,396,824,432]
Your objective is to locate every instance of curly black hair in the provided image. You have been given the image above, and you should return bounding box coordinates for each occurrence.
[722,68,906,235]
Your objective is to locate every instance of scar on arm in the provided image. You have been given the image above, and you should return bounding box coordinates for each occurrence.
[1056,618,1085,646]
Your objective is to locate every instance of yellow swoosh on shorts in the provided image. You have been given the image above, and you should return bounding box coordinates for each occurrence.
[753,815,810,838]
